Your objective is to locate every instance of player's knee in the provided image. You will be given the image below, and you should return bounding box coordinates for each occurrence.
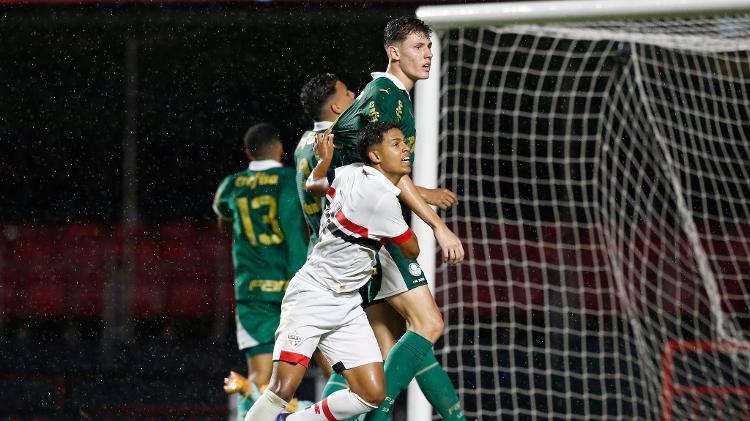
[266,377,296,402]
[412,312,444,343]
[428,313,445,339]
[354,384,386,408]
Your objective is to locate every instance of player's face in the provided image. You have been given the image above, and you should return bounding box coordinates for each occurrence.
[377,128,411,177]
[397,32,433,81]
[333,80,356,110]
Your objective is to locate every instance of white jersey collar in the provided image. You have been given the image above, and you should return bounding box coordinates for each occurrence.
[313,121,333,131]
[370,72,409,97]
[249,160,282,171]
[361,164,402,196]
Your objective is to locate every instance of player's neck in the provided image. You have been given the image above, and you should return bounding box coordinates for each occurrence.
[372,164,402,186]
[385,65,415,91]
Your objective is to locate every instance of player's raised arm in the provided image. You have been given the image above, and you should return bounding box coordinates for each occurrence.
[305,133,334,197]
[397,174,464,265]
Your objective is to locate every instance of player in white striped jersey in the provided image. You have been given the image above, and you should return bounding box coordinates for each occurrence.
[245,122,433,421]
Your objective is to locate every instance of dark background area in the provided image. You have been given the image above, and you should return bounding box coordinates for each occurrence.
[0,2,416,223]
[0,3,423,418]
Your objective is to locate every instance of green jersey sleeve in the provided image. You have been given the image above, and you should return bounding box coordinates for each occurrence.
[213,175,234,220]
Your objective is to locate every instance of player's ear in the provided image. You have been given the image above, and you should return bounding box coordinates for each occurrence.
[330,101,342,115]
[387,44,400,61]
[368,148,381,164]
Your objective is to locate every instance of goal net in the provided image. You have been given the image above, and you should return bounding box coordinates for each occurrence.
[412,1,750,419]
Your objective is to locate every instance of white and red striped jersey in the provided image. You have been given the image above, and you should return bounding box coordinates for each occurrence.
[295,163,412,293]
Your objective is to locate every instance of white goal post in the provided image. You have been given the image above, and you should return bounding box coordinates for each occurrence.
[411,1,750,420]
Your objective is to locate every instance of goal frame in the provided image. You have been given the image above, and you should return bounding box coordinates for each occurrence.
[410,1,750,420]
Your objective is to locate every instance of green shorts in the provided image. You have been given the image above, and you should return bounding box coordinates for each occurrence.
[361,242,428,307]
[235,300,280,357]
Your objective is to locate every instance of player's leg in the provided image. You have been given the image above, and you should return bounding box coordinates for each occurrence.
[245,280,324,420]
[285,362,384,421]
[363,245,465,421]
[364,300,404,357]
[247,361,308,420]
[313,351,333,378]
[223,353,273,419]
[386,287,465,421]
[314,349,348,399]
[286,298,387,420]
[228,302,279,420]
[318,257,391,400]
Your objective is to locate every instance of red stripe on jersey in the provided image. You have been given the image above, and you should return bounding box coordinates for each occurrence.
[335,210,369,238]
[321,398,336,421]
[327,187,336,199]
[278,351,311,368]
[391,229,413,245]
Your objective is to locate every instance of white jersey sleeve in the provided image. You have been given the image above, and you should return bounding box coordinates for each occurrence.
[369,193,411,244]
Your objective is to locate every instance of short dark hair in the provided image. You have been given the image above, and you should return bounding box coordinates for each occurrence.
[383,16,432,48]
[357,121,401,164]
[243,123,280,158]
[300,73,339,121]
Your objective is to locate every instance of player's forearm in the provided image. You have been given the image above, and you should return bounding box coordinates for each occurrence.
[306,158,331,197]
[398,175,446,230]
[414,185,430,201]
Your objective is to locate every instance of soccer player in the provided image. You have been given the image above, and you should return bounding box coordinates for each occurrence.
[213,123,308,420]
[245,122,429,421]
[322,17,466,421]
[295,73,357,398]
[296,73,356,253]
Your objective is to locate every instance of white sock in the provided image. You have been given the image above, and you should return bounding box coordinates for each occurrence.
[287,389,377,420]
[244,390,288,421]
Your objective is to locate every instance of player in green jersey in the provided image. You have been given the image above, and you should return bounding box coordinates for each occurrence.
[321,17,467,421]
[214,123,308,420]
[296,73,356,253]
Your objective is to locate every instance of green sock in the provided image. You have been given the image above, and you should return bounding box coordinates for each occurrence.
[321,372,348,397]
[362,330,433,421]
[415,353,466,421]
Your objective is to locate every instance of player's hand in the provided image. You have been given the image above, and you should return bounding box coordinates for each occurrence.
[422,187,458,210]
[314,132,334,163]
[434,224,464,265]
[223,371,250,397]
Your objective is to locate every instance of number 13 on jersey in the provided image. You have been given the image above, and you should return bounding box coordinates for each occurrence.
[236,195,284,246]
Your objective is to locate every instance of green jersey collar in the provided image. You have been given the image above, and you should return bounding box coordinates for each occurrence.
[248,160,282,171]
[371,72,409,98]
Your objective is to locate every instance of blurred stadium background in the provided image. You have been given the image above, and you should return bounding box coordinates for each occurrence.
[0,1,420,419]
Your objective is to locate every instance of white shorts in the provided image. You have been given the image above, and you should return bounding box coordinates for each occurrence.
[362,245,428,305]
[273,277,382,372]
[375,246,409,300]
